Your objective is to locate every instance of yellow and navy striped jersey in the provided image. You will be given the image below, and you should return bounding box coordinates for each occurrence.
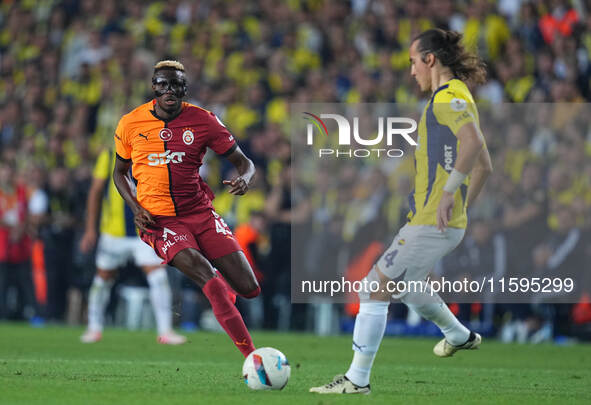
[408,78,485,229]
[93,148,137,237]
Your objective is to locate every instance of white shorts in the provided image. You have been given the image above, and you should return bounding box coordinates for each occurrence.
[376,224,465,297]
[96,233,162,270]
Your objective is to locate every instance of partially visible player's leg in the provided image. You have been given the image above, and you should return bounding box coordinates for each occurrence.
[141,265,187,345]
[344,262,393,389]
[310,264,388,394]
[391,226,476,355]
[134,239,186,344]
[81,268,117,343]
[82,234,123,343]
[345,298,389,388]
[401,283,472,348]
[170,248,255,356]
[401,281,480,356]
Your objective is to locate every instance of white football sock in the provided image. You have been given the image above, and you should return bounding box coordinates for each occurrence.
[87,275,114,332]
[401,288,469,346]
[146,268,173,335]
[345,300,389,387]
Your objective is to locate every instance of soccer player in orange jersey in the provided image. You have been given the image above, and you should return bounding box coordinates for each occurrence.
[112,60,260,357]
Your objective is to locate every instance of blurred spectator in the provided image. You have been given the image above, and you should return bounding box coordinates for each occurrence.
[502,161,547,268]
[529,205,585,341]
[0,163,35,320]
[38,167,78,321]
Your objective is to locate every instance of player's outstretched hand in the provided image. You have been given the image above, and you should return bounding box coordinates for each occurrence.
[134,205,155,234]
[437,191,455,232]
[223,177,248,195]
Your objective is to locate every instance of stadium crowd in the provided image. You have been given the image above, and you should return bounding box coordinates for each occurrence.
[1,0,591,342]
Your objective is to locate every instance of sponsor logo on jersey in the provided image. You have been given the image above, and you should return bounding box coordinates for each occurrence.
[138,133,148,141]
[147,150,186,166]
[161,227,189,254]
[162,227,176,241]
[443,145,454,171]
[182,129,194,145]
[159,128,173,141]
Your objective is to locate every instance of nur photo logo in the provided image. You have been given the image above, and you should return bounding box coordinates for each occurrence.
[303,112,418,158]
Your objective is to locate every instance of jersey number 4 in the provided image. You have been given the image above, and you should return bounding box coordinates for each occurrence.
[213,211,232,236]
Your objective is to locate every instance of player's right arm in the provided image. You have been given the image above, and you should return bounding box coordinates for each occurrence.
[79,150,109,253]
[112,116,155,234]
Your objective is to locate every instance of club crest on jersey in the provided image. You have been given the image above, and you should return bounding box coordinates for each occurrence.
[183,129,195,145]
[451,98,467,112]
[159,128,173,141]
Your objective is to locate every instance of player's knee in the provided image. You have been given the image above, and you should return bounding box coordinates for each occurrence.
[357,265,390,302]
[97,269,116,281]
[233,273,259,298]
[240,283,260,299]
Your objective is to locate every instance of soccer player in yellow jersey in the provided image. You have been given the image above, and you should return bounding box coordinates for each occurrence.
[79,148,186,345]
[311,29,493,394]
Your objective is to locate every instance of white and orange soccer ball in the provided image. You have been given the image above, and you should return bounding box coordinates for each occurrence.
[242,347,291,390]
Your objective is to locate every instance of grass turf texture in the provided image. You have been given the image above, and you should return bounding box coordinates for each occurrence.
[0,323,589,404]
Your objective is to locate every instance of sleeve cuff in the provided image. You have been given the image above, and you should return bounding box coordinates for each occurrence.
[220,143,237,157]
[116,153,131,162]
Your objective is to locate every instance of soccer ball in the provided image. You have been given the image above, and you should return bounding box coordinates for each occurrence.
[242,347,291,390]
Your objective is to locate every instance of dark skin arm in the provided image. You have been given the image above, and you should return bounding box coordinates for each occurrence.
[113,156,155,234]
[222,146,256,195]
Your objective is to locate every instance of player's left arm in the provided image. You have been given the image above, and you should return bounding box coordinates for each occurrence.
[223,146,256,195]
[205,111,256,195]
[465,143,493,207]
[437,122,489,231]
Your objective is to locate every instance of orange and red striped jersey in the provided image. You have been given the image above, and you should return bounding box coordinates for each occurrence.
[114,100,237,216]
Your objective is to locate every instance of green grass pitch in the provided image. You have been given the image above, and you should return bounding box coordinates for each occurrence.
[0,323,589,404]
